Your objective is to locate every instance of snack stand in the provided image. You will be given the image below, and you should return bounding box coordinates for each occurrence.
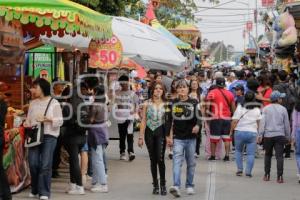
[0,0,113,193]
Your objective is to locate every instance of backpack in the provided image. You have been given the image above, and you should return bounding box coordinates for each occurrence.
[274,83,297,113]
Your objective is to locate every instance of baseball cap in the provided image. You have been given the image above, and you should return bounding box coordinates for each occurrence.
[233,84,244,91]
[270,90,286,102]
[216,77,226,88]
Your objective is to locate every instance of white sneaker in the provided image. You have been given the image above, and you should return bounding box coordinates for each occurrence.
[65,183,76,193]
[40,196,49,200]
[120,153,127,160]
[29,193,38,198]
[91,184,108,193]
[68,185,85,195]
[129,152,136,161]
[186,187,195,195]
[194,153,200,158]
[169,186,181,198]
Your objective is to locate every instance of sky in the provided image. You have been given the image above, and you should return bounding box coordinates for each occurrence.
[142,0,267,52]
[194,0,266,52]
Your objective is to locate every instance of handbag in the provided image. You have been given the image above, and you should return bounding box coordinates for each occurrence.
[25,98,54,148]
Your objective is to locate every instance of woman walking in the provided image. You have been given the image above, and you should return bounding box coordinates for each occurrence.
[88,85,109,193]
[258,91,291,183]
[25,78,63,200]
[292,100,300,183]
[230,91,262,177]
[138,82,171,196]
[189,80,202,158]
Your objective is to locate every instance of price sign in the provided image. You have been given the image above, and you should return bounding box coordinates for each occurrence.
[88,35,123,69]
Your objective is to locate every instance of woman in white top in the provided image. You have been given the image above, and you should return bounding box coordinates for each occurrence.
[25,78,63,200]
[230,91,262,177]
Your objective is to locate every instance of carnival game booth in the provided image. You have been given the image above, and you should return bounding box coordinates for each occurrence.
[0,0,113,193]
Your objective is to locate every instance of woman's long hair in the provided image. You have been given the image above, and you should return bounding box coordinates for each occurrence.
[150,82,167,102]
[189,79,201,101]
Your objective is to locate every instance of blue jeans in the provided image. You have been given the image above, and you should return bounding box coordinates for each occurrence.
[234,131,256,175]
[28,135,57,197]
[295,128,300,174]
[173,139,196,188]
[91,145,107,185]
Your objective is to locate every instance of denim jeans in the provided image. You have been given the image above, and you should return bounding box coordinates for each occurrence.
[28,135,57,197]
[234,131,257,175]
[295,128,300,174]
[173,139,196,188]
[91,145,107,185]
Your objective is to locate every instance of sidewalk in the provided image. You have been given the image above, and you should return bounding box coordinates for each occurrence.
[14,140,299,200]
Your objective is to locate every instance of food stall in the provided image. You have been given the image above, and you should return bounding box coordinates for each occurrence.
[0,0,113,193]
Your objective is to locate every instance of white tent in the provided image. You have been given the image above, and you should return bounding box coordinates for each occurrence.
[41,17,186,72]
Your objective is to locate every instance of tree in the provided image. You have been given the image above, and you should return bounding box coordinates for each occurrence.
[72,0,145,19]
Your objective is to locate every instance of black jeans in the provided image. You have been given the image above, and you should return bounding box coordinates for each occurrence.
[64,130,86,187]
[264,136,286,177]
[0,136,11,200]
[145,126,166,186]
[118,120,134,154]
[195,124,202,155]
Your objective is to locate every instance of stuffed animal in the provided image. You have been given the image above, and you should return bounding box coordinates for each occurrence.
[277,11,297,47]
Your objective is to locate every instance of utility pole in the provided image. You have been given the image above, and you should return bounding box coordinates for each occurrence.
[255,0,259,66]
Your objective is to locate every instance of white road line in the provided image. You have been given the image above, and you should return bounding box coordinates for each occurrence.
[205,162,216,200]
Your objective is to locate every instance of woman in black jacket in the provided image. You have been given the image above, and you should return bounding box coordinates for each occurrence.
[0,94,11,200]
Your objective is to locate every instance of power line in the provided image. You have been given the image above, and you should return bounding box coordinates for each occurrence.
[197,24,245,29]
[195,6,263,11]
[198,20,251,24]
[195,13,254,17]
[196,0,237,13]
[201,27,244,34]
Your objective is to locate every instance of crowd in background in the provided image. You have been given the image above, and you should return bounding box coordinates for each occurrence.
[1,66,300,199]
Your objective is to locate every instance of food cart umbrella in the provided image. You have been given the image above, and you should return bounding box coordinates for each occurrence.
[41,17,186,72]
[0,0,112,40]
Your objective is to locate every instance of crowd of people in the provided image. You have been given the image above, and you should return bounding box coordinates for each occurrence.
[0,67,300,200]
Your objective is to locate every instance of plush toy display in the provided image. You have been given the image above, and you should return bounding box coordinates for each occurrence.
[277,11,297,47]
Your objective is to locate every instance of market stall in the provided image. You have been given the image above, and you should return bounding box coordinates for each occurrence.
[0,0,113,193]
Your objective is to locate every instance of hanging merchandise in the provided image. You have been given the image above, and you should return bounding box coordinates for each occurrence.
[88,35,123,69]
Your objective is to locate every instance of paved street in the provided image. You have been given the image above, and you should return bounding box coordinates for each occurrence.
[14,139,299,200]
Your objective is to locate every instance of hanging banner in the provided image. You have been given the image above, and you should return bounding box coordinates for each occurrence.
[262,0,274,7]
[28,45,55,82]
[88,35,123,69]
[246,21,253,32]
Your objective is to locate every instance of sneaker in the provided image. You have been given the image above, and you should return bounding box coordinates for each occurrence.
[29,193,38,198]
[208,156,216,161]
[68,185,85,195]
[91,184,109,193]
[129,152,136,161]
[40,196,48,200]
[186,187,195,195]
[120,153,127,160]
[236,171,243,177]
[65,183,76,193]
[263,174,270,182]
[223,156,230,162]
[246,174,252,178]
[194,153,200,158]
[169,186,181,198]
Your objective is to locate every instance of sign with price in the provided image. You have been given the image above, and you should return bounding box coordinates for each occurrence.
[88,35,123,69]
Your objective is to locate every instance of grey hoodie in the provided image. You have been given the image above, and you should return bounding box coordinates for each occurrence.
[259,103,290,139]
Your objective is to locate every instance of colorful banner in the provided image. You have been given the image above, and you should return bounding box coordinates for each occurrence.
[28,45,55,82]
[88,35,123,69]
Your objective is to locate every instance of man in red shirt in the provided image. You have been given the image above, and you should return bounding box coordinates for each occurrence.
[206,77,235,161]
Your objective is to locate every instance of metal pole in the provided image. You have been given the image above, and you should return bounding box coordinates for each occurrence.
[255,0,259,66]
[20,63,24,109]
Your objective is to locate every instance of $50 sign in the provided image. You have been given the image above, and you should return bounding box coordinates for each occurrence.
[88,35,123,69]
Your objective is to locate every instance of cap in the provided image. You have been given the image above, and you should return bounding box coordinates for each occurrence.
[233,84,244,91]
[270,90,286,102]
[216,77,226,88]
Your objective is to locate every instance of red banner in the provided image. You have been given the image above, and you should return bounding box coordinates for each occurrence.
[88,35,123,70]
[262,0,274,7]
